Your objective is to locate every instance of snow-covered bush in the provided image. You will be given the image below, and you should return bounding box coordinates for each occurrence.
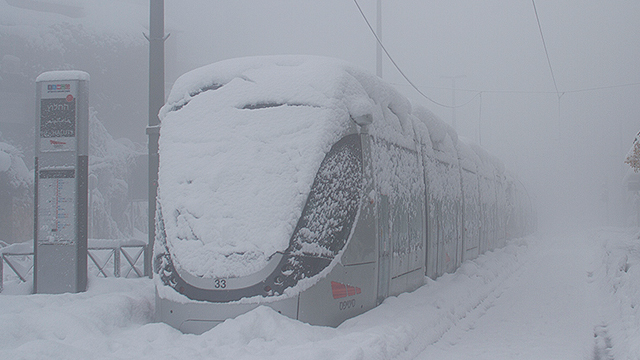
[624,131,640,172]
[0,142,33,243]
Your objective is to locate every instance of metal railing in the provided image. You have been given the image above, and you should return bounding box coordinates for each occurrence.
[87,241,147,278]
[0,240,148,292]
[2,252,34,286]
[0,242,33,292]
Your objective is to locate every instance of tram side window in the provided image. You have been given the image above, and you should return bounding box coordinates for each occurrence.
[290,134,363,258]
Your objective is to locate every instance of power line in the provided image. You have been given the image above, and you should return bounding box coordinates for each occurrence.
[390,81,640,95]
[563,82,640,94]
[355,0,640,105]
[478,92,483,145]
[352,0,469,109]
[531,0,560,98]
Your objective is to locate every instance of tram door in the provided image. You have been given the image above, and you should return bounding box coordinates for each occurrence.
[376,194,391,305]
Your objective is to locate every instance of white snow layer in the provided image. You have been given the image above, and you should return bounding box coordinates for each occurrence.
[593,228,640,359]
[36,70,89,82]
[158,55,497,279]
[159,56,379,278]
[3,228,640,359]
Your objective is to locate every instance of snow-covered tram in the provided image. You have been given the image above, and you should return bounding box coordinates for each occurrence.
[154,56,535,334]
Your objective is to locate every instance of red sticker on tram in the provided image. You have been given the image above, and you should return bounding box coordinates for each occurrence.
[331,281,361,299]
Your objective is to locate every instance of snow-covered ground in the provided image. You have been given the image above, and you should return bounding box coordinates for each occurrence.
[2,227,639,359]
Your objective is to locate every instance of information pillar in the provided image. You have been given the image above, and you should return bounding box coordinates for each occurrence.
[34,71,89,294]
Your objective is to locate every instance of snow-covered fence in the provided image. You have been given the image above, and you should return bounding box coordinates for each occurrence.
[0,242,33,289]
[0,239,148,292]
[2,252,33,283]
[87,239,147,278]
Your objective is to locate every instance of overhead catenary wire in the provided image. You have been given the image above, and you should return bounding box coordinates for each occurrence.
[355,0,640,106]
[390,81,640,96]
[531,0,560,99]
[562,82,640,94]
[352,0,472,109]
[478,92,483,145]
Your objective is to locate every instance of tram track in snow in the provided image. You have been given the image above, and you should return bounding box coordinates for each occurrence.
[406,232,601,360]
[390,238,533,360]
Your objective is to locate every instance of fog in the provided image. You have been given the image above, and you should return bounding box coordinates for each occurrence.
[2,0,640,233]
[166,0,640,232]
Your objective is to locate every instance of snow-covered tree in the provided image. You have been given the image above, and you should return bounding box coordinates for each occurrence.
[89,109,146,239]
[0,1,149,149]
[0,141,33,243]
[625,131,640,172]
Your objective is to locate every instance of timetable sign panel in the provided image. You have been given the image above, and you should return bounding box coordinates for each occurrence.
[37,169,76,245]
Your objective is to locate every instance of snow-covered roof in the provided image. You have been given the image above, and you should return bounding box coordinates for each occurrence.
[36,70,90,82]
[456,138,480,173]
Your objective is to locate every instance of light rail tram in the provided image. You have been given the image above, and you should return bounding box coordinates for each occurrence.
[154,56,535,334]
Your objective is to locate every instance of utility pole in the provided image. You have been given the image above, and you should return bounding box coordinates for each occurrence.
[376,0,382,78]
[145,0,167,277]
[478,92,483,145]
[442,75,465,131]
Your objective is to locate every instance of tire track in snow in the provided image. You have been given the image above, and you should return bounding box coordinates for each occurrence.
[592,324,614,360]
